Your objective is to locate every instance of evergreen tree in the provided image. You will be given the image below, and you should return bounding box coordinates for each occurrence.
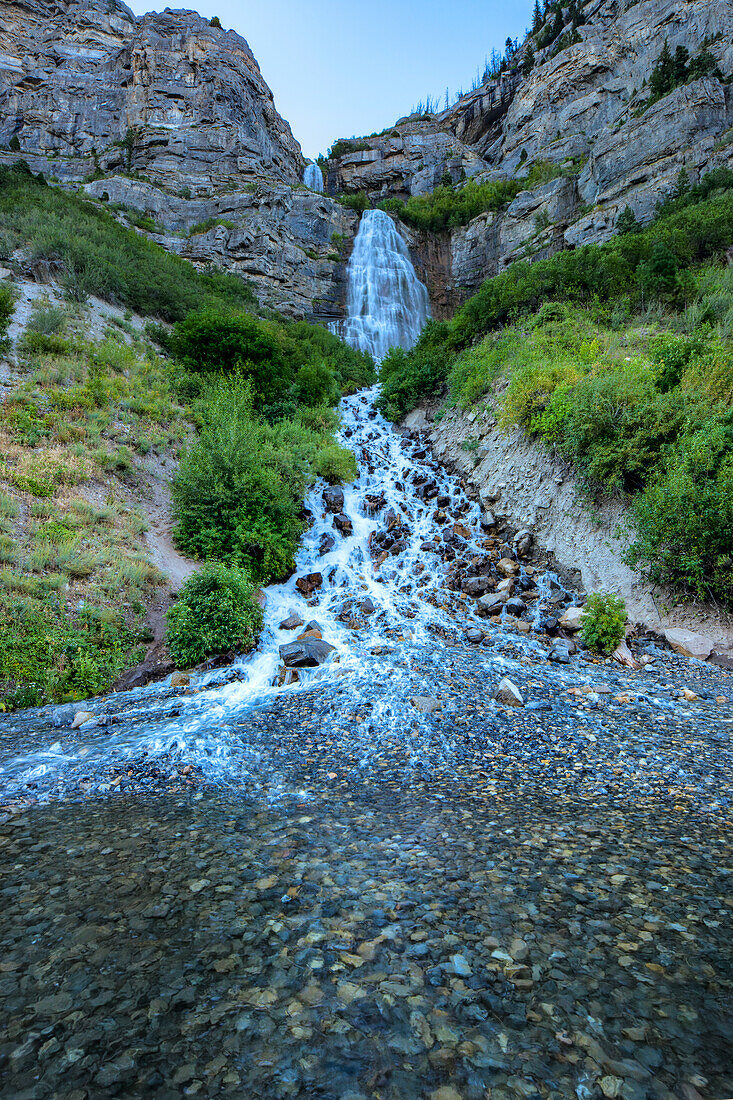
[551,4,564,40]
[532,0,543,32]
[650,39,675,99]
[674,45,689,85]
[523,45,536,74]
[616,205,641,235]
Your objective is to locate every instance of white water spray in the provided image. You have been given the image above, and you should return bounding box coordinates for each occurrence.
[304,162,324,192]
[338,209,430,362]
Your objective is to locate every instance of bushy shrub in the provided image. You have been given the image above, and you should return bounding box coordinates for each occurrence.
[379,178,522,233]
[171,378,357,582]
[337,191,371,215]
[580,593,627,654]
[626,421,733,603]
[165,563,263,668]
[0,281,14,354]
[315,443,358,483]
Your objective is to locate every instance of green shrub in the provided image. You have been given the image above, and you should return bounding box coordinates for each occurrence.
[0,163,254,321]
[0,280,14,354]
[336,191,371,215]
[379,178,522,233]
[172,378,357,582]
[315,443,358,484]
[580,593,627,654]
[165,563,263,668]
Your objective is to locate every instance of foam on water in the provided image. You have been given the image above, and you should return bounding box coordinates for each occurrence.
[335,209,430,361]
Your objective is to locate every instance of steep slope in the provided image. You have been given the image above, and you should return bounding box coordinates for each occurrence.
[0,0,303,191]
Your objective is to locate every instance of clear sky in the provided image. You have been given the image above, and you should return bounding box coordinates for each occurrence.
[128,1,534,159]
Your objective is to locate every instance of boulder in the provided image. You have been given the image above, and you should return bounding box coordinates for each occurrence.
[461,576,492,597]
[497,557,520,577]
[333,512,353,536]
[295,573,323,597]
[465,627,484,644]
[319,534,336,555]
[410,695,441,715]
[480,511,497,531]
[361,597,376,615]
[279,638,336,668]
[495,678,524,707]
[663,628,715,661]
[477,590,510,617]
[505,597,527,617]
[453,522,473,540]
[513,530,533,557]
[170,671,190,688]
[497,578,515,594]
[279,612,304,631]
[559,606,586,633]
[323,485,344,513]
[548,642,572,664]
[71,710,96,729]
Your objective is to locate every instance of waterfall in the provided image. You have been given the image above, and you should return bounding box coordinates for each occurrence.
[304,162,324,192]
[338,209,431,363]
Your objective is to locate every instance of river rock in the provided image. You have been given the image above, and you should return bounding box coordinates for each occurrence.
[513,530,533,557]
[70,710,96,729]
[461,576,492,596]
[279,613,305,631]
[333,513,353,536]
[361,598,376,615]
[465,627,484,644]
[319,534,336,555]
[505,597,527,617]
[480,511,497,531]
[477,591,510,616]
[170,672,190,688]
[497,577,515,594]
[495,678,524,706]
[410,695,441,715]
[295,573,323,597]
[548,642,572,663]
[279,638,336,668]
[323,486,344,513]
[497,558,520,577]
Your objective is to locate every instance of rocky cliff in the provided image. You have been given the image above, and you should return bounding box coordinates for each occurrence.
[0,0,357,320]
[0,0,303,192]
[327,0,733,308]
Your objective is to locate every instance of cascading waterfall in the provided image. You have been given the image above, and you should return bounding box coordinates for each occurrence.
[303,162,324,192]
[338,209,430,362]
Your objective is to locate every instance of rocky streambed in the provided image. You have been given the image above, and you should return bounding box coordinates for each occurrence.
[0,390,731,1098]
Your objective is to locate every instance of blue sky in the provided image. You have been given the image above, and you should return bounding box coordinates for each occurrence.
[129,1,534,159]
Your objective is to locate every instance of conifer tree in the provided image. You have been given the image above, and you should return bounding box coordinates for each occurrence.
[532,0,543,32]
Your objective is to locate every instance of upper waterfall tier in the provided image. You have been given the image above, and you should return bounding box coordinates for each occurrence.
[304,162,324,192]
[339,209,430,363]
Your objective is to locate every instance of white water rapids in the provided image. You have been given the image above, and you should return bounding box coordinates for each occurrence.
[0,214,573,803]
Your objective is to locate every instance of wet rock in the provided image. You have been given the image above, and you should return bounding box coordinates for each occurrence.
[334,513,353,536]
[505,597,527,617]
[480,511,497,531]
[465,628,484,644]
[542,616,559,635]
[319,534,336,555]
[452,522,473,540]
[495,678,524,707]
[497,557,520,577]
[323,486,344,513]
[170,671,190,688]
[461,576,492,597]
[477,591,510,617]
[548,642,571,663]
[279,613,305,631]
[513,530,533,557]
[276,667,300,687]
[71,710,95,729]
[295,573,323,597]
[361,598,376,615]
[410,695,441,715]
[497,578,515,594]
[279,638,336,668]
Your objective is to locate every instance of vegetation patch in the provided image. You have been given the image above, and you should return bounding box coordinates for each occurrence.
[165,563,263,668]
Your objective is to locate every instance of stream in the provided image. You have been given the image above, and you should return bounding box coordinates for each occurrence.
[0,213,731,1098]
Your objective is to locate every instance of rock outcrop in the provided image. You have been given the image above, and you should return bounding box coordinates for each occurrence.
[326,0,733,308]
[0,0,303,192]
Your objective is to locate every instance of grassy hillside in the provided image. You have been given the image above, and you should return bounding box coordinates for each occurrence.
[0,163,376,708]
[378,170,733,608]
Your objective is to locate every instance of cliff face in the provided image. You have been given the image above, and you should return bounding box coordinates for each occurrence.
[0,0,303,192]
[327,0,733,308]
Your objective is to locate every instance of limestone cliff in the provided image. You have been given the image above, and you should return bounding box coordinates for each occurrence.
[326,0,733,308]
[0,0,303,192]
